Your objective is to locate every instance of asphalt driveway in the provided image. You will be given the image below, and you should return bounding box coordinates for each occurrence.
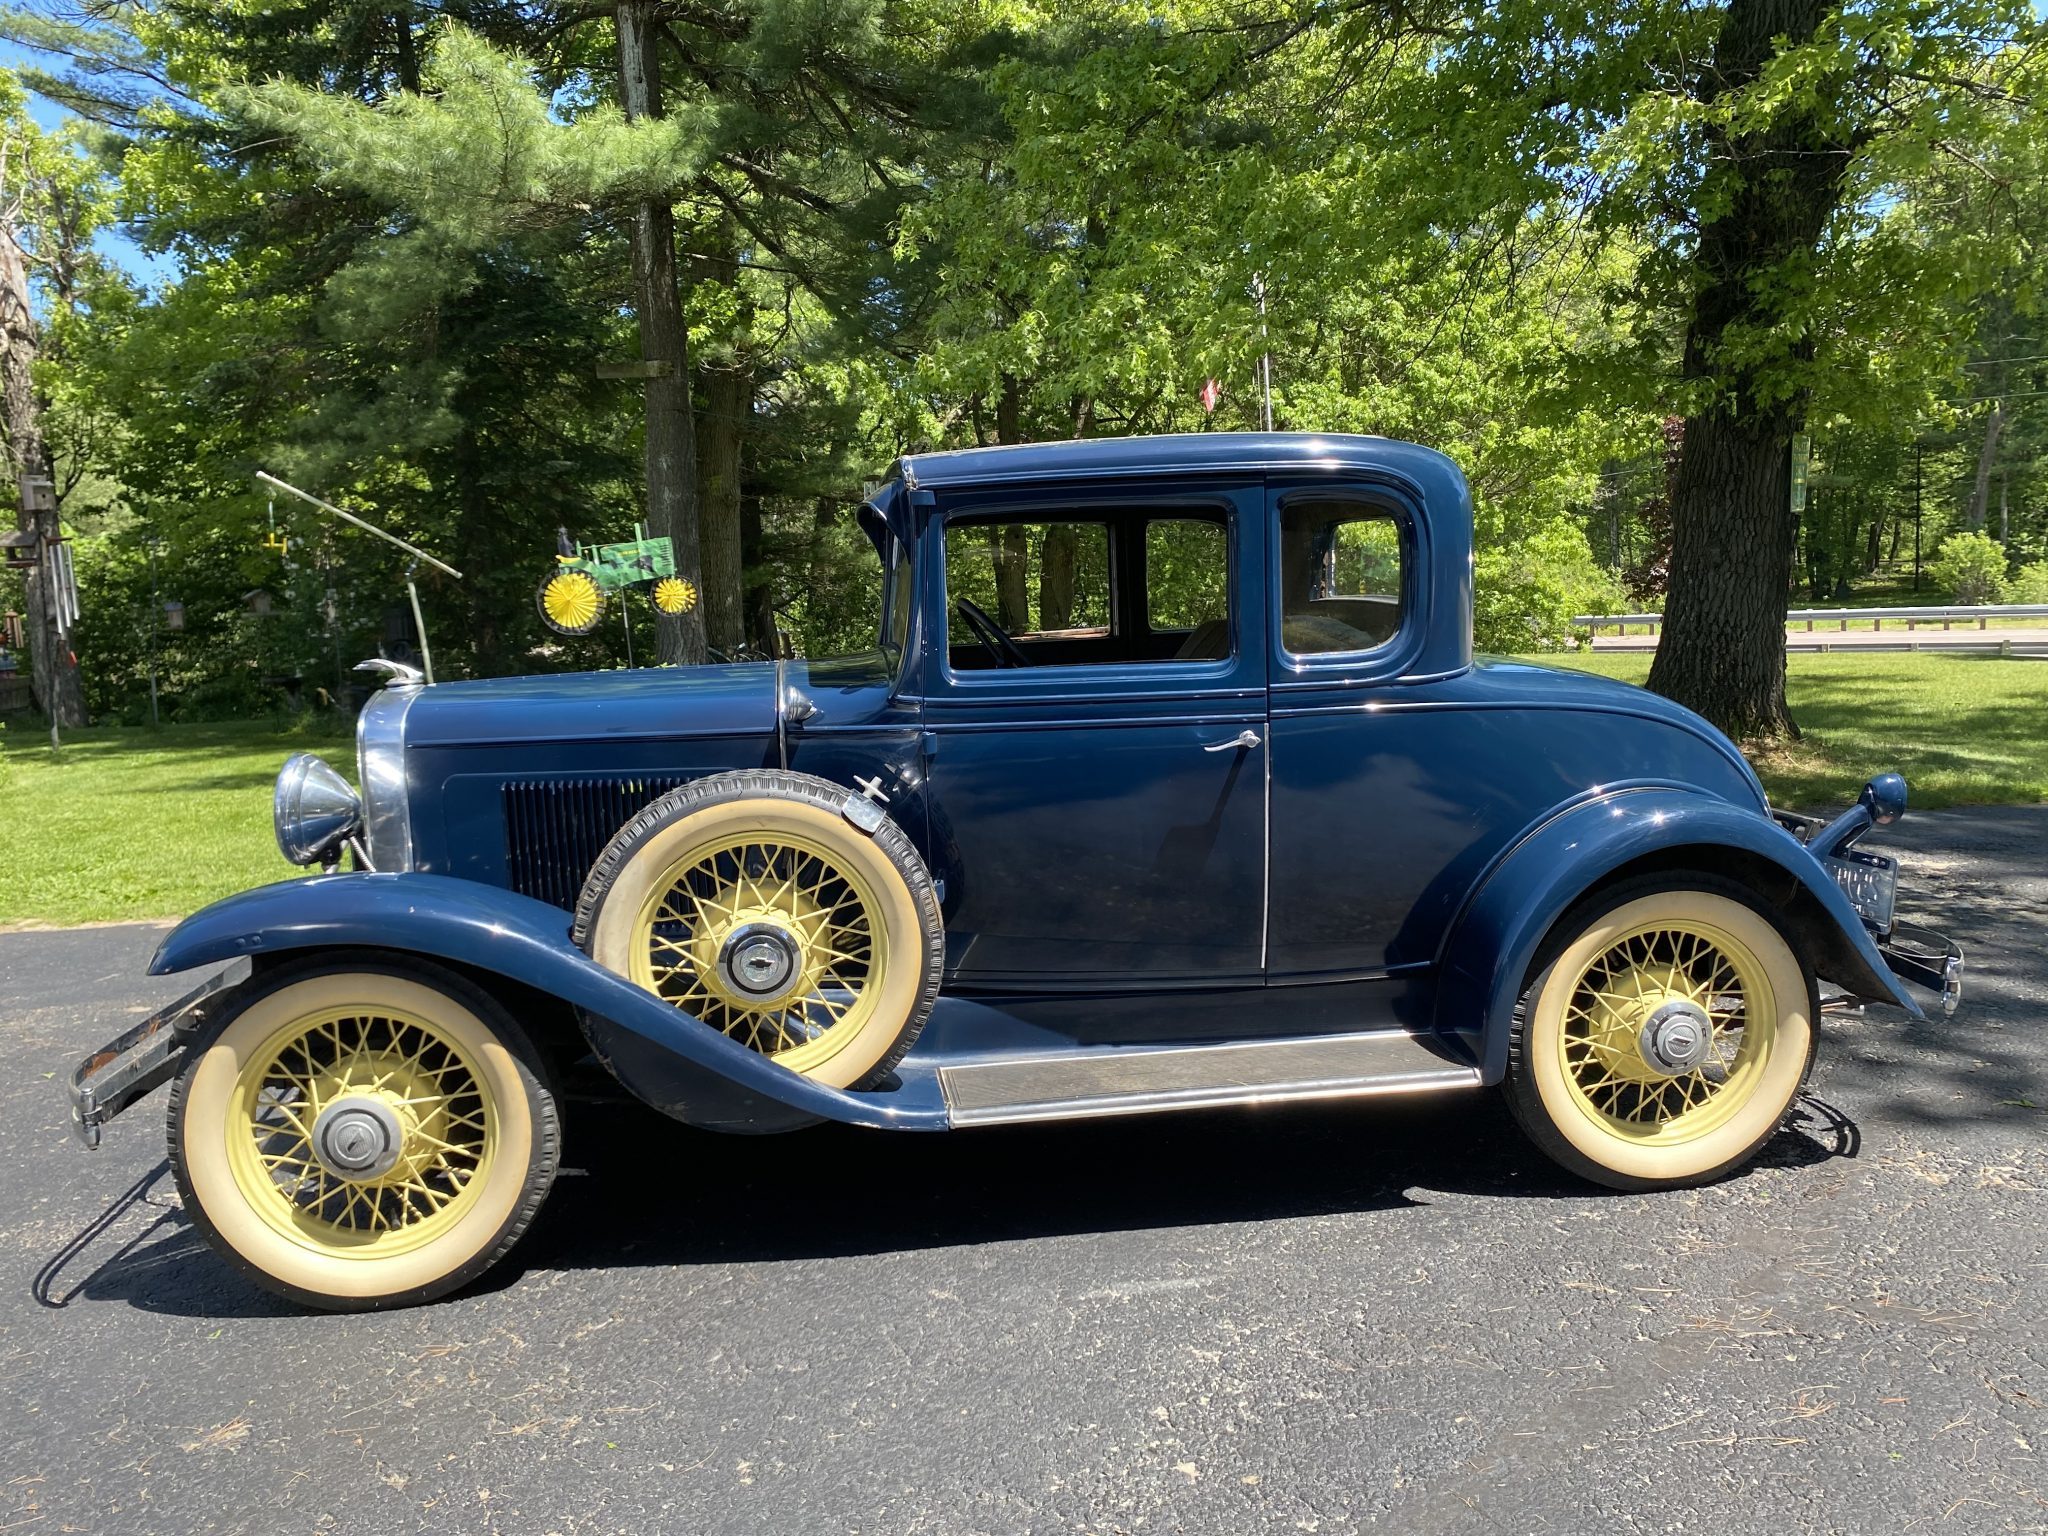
[2,809,2043,1534]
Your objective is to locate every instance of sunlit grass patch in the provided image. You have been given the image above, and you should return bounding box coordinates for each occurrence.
[0,718,353,927]
[1542,653,2048,809]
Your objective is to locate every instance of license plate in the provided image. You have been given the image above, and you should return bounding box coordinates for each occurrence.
[1825,849,1897,934]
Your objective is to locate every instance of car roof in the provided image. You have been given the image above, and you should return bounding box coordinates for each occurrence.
[895,431,1458,491]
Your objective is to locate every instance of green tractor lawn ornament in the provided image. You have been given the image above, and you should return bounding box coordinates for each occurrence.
[537,524,698,636]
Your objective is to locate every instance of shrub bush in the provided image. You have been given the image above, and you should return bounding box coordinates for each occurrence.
[2007,560,2048,605]
[1926,531,2010,605]
[1474,522,1628,654]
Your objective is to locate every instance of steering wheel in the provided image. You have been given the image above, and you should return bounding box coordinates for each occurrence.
[956,597,1030,669]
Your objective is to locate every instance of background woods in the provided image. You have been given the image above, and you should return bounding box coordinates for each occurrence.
[0,0,2041,739]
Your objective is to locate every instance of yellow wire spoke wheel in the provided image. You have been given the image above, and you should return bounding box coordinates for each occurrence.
[170,966,557,1310]
[634,831,882,1074]
[537,568,605,635]
[651,576,697,615]
[1510,883,1815,1190]
[579,772,943,1091]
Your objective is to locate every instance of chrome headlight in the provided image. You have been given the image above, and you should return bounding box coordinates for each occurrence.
[275,753,362,866]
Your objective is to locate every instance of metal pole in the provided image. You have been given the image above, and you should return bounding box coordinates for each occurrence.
[405,565,434,685]
[258,470,459,687]
[146,539,160,729]
[621,597,634,669]
[1913,443,1923,593]
[46,540,58,751]
[1254,276,1273,433]
[254,471,461,578]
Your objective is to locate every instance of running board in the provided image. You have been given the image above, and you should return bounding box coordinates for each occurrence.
[939,1030,1481,1127]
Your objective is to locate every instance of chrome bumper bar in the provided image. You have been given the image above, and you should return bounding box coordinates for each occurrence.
[1878,923,1964,1019]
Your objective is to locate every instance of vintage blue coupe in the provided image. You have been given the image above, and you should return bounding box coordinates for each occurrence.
[71,433,1962,1309]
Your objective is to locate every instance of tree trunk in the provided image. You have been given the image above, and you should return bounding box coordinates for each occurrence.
[740,488,777,655]
[1038,525,1077,630]
[0,208,84,728]
[1966,403,2004,532]
[986,525,1030,631]
[692,213,749,654]
[996,373,1023,446]
[393,5,421,94]
[1651,417,1798,736]
[696,361,747,652]
[1646,0,1851,741]
[616,1,703,665]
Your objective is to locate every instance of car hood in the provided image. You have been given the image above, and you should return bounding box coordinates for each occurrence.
[399,661,778,747]
[396,652,903,748]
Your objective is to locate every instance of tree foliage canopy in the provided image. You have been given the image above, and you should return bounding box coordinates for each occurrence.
[0,0,2037,728]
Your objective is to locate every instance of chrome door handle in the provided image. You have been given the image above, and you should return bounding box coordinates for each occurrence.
[1204,729,1262,752]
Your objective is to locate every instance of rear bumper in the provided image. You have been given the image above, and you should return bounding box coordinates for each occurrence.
[1878,923,1964,1018]
[68,961,249,1148]
[1773,803,1963,1018]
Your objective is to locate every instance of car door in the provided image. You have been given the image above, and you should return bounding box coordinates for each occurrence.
[1262,475,1491,978]
[915,478,1269,986]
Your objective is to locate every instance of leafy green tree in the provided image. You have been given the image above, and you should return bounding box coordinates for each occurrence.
[1357,0,2045,737]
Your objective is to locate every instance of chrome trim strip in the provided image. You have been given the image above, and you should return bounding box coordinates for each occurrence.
[355,683,418,872]
[939,1029,1480,1127]
[1260,726,1271,972]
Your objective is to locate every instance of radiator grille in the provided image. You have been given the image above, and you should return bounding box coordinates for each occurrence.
[503,775,688,910]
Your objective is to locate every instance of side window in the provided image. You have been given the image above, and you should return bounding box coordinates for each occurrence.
[945,520,1112,651]
[1145,519,1230,661]
[1279,500,1405,656]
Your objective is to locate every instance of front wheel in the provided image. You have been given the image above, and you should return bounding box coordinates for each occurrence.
[1504,877,1817,1191]
[168,958,559,1310]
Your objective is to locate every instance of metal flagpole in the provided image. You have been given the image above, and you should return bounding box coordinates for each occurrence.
[1253,275,1273,432]
[256,471,462,684]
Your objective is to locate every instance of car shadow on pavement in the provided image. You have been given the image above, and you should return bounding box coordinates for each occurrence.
[37,1088,1861,1319]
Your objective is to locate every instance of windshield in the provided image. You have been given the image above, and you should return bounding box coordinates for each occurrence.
[880,523,914,663]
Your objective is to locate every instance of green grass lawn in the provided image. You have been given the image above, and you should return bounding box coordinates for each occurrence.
[1543,652,2048,809]
[0,718,354,927]
[2,652,2043,928]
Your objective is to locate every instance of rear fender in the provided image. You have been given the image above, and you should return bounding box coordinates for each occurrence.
[150,874,945,1133]
[1435,788,1921,1085]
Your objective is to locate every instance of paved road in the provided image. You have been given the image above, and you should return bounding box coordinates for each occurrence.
[3,810,2043,1535]
[1591,627,2048,654]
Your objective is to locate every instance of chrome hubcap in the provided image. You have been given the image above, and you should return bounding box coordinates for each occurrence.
[718,922,803,1000]
[310,1095,405,1181]
[1637,1000,1714,1077]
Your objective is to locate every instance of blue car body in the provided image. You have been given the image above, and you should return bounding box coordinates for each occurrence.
[128,433,1946,1138]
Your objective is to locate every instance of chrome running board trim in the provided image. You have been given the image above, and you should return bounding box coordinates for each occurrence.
[939,1029,1480,1127]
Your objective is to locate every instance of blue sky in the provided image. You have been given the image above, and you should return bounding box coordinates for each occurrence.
[2,37,176,286]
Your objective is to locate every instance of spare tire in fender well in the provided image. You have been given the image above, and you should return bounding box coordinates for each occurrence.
[572,768,945,1092]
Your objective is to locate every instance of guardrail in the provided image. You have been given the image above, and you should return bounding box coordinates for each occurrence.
[1574,603,2048,635]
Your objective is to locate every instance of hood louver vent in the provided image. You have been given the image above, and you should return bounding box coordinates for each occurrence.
[503,775,688,911]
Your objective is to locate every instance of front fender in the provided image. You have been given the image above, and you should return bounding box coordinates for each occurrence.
[151,874,946,1133]
[1435,788,1922,1085]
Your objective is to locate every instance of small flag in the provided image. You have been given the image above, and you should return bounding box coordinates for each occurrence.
[1199,378,1222,414]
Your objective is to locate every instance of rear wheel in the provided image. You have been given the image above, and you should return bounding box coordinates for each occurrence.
[1504,877,1817,1190]
[168,958,558,1310]
[575,771,943,1090]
